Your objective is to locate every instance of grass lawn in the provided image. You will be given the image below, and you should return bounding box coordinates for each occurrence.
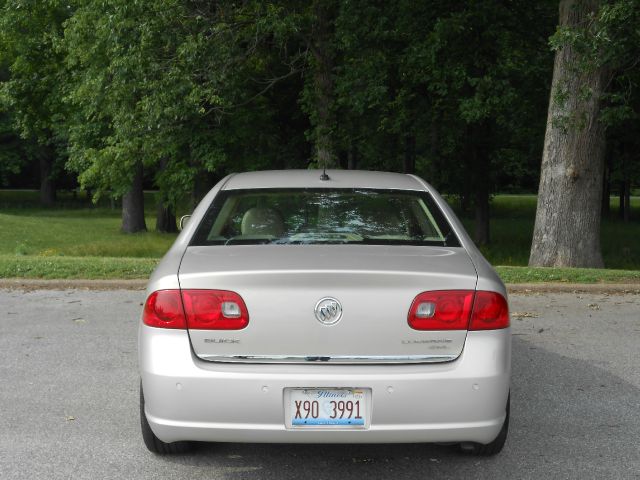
[0,254,157,279]
[0,190,638,282]
[0,191,177,258]
[2,208,176,258]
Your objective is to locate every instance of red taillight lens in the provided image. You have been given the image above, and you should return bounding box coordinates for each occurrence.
[408,290,509,331]
[142,290,187,329]
[469,291,510,330]
[142,289,250,330]
[408,290,475,330]
[181,289,249,330]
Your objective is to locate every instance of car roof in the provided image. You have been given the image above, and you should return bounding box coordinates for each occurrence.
[221,169,426,191]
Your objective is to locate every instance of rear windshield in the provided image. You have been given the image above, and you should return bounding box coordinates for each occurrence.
[190,188,460,247]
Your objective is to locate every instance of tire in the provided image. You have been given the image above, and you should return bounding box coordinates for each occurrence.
[140,383,192,454]
[460,394,510,456]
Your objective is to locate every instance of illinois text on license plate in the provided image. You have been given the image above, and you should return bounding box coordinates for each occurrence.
[286,388,370,428]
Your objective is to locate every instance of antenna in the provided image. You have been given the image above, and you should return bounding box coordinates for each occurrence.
[319,154,330,181]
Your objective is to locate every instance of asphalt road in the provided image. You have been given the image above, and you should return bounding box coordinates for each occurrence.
[1,289,638,480]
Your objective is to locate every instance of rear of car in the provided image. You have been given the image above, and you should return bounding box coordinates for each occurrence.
[138,170,510,455]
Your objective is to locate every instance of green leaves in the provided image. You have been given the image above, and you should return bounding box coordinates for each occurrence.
[1,0,637,220]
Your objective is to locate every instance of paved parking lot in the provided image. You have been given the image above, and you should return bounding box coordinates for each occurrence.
[1,289,639,479]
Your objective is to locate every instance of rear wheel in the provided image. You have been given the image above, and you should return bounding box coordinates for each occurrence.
[140,383,192,454]
[459,394,510,456]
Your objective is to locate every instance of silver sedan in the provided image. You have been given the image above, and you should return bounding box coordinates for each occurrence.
[139,169,511,455]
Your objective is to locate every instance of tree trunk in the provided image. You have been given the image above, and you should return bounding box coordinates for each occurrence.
[155,158,177,233]
[623,179,631,223]
[618,154,631,223]
[347,145,357,170]
[618,180,625,220]
[600,170,609,218]
[466,123,491,245]
[311,0,336,169]
[473,143,491,246]
[156,201,177,233]
[39,150,56,207]
[121,162,147,233]
[601,149,611,218]
[474,183,490,246]
[529,0,606,268]
[403,135,416,174]
[460,193,471,216]
[191,169,213,210]
[428,122,439,185]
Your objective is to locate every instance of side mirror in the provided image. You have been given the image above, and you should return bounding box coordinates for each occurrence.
[179,215,191,231]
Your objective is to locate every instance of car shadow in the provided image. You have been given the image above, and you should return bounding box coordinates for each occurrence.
[157,336,640,479]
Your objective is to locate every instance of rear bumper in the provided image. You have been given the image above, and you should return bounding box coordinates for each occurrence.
[139,325,511,444]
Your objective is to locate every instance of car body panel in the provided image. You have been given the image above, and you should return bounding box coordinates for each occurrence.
[179,244,477,362]
[139,325,510,443]
[221,169,425,191]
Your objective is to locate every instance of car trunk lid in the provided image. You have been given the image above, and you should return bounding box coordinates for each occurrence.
[178,245,477,363]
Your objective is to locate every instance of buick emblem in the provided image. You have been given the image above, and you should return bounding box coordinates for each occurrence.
[314,297,343,325]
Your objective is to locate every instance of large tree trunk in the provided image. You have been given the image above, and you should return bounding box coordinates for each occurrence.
[121,162,147,233]
[311,0,336,169]
[39,149,56,207]
[529,0,606,268]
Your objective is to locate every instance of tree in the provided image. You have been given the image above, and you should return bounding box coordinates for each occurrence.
[530,0,640,267]
[64,1,312,232]
[598,0,640,223]
[306,0,337,168]
[333,0,556,244]
[2,0,601,246]
[0,109,27,187]
[0,0,71,206]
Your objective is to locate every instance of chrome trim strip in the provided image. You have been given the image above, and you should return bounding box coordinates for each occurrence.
[197,354,458,364]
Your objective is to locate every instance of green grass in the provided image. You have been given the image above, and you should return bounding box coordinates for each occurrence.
[0,254,157,279]
[0,207,177,258]
[1,254,638,283]
[495,266,640,284]
[0,189,639,282]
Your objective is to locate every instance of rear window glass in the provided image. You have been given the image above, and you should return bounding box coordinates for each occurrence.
[190,188,460,247]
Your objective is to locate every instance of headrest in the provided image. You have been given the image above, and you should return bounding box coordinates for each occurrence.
[240,207,285,237]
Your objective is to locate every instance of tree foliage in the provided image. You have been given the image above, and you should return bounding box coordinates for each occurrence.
[0,0,638,250]
[0,0,71,202]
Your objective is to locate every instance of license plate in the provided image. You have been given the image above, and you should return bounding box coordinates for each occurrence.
[286,388,370,428]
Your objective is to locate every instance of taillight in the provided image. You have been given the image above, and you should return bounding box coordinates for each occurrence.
[142,289,250,330]
[408,290,475,330]
[181,289,249,330]
[469,291,510,330]
[142,290,187,329]
[408,290,509,331]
